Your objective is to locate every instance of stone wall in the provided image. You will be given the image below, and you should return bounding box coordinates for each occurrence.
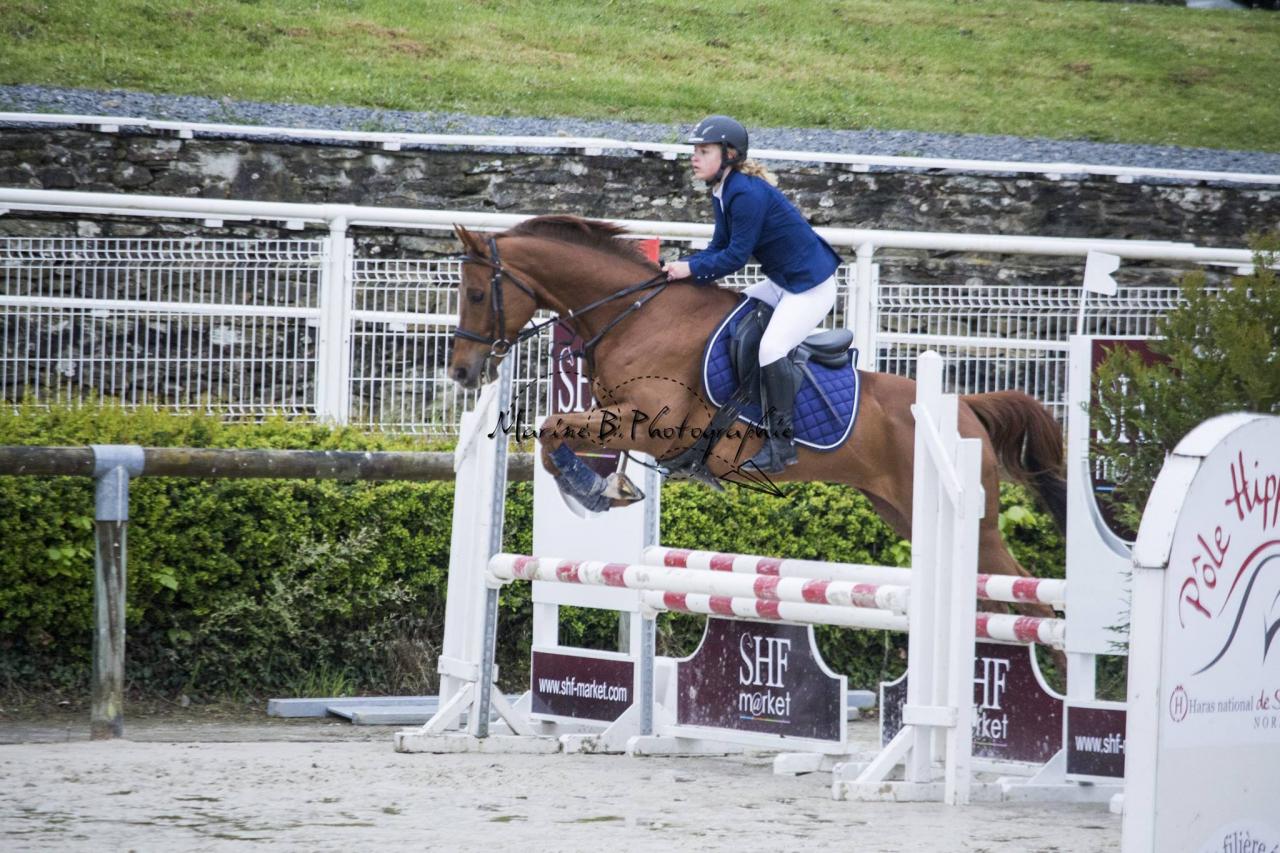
[1,126,1275,421]
[2,127,1277,250]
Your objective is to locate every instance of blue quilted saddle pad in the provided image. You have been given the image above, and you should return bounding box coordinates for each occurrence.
[701,297,861,451]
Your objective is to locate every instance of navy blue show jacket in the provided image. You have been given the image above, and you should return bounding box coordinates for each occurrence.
[685,169,841,293]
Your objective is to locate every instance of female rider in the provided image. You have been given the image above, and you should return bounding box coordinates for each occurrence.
[661,115,841,474]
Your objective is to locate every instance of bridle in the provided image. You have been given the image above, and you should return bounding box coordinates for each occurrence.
[453,235,671,372]
[452,237,550,359]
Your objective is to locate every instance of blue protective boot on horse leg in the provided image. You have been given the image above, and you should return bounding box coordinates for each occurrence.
[549,442,645,513]
[747,359,800,474]
[550,442,612,513]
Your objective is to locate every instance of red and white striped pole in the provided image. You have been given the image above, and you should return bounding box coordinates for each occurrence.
[490,554,1067,649]
[643,589,1065,649]
[488,554,909,613]
[647,547,1067,608]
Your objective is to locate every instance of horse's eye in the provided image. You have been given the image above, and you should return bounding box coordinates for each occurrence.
[467,288,485,304]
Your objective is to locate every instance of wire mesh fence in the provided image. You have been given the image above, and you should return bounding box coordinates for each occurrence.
[1,237,323,416]
[2,235,1208,436]
[872,256,1217,421]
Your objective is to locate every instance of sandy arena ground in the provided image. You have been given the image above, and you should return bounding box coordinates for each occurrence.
[0,715,1120,852]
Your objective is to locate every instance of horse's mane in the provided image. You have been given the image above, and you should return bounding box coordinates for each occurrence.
[504,215,657,268]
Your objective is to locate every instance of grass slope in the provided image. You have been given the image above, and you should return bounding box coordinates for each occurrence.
[2,0,1278,151]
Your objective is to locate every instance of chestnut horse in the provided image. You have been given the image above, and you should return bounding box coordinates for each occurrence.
[449,216,1067,625]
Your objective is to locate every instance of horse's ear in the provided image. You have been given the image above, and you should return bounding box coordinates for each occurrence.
[454,224,484,256]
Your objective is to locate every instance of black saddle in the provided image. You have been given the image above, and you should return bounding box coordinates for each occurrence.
[728,301,855,414]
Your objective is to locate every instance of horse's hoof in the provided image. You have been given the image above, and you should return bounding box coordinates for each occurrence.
[602,472,645,503]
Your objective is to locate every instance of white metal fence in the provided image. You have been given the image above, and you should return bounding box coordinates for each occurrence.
[1,237,324,417]
[1,189,1254,435]
[871,276,1194,421]
[342,260,834,434]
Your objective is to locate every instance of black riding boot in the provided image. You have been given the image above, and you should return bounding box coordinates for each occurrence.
[747,360,799,474]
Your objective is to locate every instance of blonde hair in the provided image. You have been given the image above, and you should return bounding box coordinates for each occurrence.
[736,158,778,186]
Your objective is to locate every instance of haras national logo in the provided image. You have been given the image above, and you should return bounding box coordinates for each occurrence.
[1170,685,1190,723]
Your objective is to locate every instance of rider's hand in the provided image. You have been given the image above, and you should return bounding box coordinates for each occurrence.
[662,261,692,281]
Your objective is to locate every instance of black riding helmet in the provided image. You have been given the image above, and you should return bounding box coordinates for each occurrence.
[687,115,748,185]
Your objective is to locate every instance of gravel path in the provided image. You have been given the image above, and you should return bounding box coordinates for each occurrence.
[3,83,1279,176]
[0,716,1121,852]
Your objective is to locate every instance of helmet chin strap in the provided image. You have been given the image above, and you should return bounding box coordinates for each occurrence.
[709,143,744,190]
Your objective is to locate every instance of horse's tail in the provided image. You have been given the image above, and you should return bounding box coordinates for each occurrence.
[962,391,1068,531]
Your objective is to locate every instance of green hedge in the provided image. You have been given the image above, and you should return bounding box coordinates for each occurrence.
[0,404,1063,700]
[0,404,463,699]
[1092,234,1280,534]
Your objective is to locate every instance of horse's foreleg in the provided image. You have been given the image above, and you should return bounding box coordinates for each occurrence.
[538,405,647,512]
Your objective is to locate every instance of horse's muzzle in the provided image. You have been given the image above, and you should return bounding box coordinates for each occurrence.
[451,365,478,389]
[450,354,498,390]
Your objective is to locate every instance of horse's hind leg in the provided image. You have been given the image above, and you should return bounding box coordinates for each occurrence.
[977,518,1059,621]
[977,512,1072,682]
[862,490,912,542]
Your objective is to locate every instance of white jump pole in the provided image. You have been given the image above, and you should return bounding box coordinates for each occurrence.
[475,356,519,737]
[836,350,987,805]
[488,555,911,613]
[488,555,1065,648]
[398,357,552,752]
[647,547,1067,608]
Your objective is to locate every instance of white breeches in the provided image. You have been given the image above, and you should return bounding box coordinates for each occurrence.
[741,275,838,366]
